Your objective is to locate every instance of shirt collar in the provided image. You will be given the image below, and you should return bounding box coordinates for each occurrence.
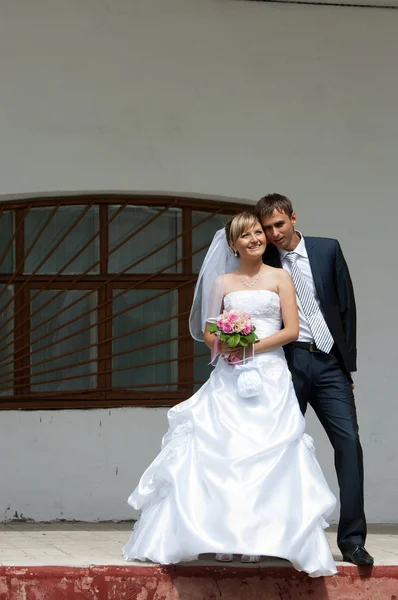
[278,231,308,260]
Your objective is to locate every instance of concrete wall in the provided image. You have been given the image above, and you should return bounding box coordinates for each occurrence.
[1,0,397,522]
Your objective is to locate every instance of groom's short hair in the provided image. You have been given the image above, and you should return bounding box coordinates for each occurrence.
[255,194,294,219]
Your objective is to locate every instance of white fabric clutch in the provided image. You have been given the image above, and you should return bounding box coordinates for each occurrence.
[237,367,262,398]
[235,347,262,398]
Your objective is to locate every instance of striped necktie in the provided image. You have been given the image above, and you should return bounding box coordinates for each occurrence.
[284,252,334,354]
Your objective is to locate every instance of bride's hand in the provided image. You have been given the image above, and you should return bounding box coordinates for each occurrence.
[224,344,255,363]
[231,347,244,361]
[218,341,238,356]
[222,346,245,363]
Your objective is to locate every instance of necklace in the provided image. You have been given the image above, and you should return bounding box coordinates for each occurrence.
[240,274,260,288]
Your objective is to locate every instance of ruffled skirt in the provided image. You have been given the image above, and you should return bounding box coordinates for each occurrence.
[123,350,337,577]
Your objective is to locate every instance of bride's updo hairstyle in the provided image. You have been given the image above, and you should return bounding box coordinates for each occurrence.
[225,212,261,246]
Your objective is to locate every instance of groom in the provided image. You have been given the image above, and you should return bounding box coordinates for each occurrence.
[255,193,373,566]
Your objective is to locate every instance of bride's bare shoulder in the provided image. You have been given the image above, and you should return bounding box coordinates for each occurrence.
[220,272,240,297]
[262,264,287,277]
[262,266,290,293]
[276,268,292,282]
[223,271,239,283]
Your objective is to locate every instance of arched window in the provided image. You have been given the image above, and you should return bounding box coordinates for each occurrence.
[0,195,250,409]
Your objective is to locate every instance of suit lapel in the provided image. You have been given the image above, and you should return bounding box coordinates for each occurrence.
[306,240,326,308]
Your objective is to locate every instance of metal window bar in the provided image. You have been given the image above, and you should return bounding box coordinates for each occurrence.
[0,269,199,387]
[2,351,208,390]
[0,276,195,376]
[0,208,221,366]
[0,201,96,337]
[0,201,179,355]
[0,199,141,344]
[0,198,238,402]
[1,333,193,387]
[2,310,191,376]
[0,205,60,304]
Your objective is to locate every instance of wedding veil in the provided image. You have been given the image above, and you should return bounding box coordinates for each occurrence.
[189,228,240,342]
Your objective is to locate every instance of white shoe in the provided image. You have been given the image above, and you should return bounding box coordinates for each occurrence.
[215,553,233,562]
[241,555,261,563]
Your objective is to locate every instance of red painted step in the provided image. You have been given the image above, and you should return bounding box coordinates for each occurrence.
[1,564,398,600]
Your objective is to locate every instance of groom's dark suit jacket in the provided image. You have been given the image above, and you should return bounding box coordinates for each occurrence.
[262,237,357,375]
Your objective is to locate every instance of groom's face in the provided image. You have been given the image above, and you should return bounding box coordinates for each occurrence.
[260,209,297,251]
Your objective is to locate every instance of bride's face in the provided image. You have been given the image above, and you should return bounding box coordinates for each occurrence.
[231,223,266,260]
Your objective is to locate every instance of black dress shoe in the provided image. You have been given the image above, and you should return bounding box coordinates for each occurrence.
[342,545,374,566]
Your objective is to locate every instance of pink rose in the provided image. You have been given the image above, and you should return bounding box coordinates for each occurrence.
[227,311,239,323]
[221,321,233,334]
[242,325,252,335]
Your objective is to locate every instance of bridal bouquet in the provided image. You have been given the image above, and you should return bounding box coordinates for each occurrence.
[207,309,258,353]
[208,310,261,399]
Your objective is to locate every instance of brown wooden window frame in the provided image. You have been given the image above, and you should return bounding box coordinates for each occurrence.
[0,195,250,410]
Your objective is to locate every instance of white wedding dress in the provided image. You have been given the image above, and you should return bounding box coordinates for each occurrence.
[123,290,337,577]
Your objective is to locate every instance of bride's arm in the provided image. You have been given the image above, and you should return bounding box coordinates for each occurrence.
[202,277,238,355]
[252,270,299,355]
[204,326,217,350]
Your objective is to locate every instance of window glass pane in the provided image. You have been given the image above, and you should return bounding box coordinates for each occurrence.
[192,212,231,274]
[24,206,99,274]
[0,285,14,395]
[31,290,97,392]
[109,206,182,274]
[0,211,14,273]
[194,340,211,393]
[112,289,178,391]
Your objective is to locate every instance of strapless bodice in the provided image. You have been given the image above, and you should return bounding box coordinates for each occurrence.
[224,290,282,339]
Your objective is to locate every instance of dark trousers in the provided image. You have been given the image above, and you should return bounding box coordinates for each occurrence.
[284,345,367,551]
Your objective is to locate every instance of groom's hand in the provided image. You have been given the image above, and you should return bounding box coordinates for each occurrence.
[350,374,355,390]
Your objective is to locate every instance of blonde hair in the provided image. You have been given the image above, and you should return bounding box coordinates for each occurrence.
[225,212,261,245]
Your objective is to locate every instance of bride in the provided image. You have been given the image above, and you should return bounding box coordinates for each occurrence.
[123,212,337,577]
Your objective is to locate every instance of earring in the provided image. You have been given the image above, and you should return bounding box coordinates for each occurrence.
[234,250,238,258]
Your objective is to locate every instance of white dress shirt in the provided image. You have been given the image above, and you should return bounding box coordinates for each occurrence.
[278,233,321,343]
